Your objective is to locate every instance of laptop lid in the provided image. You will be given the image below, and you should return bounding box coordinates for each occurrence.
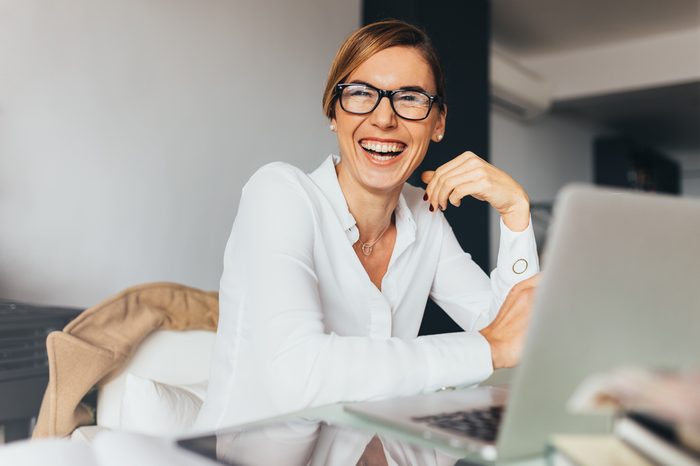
[497,184,700,460]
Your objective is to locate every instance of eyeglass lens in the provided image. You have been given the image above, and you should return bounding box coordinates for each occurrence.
[340,85,432,120]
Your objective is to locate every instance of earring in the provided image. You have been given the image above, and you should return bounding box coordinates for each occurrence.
[436,134,443,141]
[330,123,336,132]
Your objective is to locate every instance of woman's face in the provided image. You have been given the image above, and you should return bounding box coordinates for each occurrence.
[332,46,446,196]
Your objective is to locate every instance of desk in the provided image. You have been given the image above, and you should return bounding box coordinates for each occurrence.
[286,403,546,466]
[71,402,546,466]
[68,369,547,465]
[219,368,546,466]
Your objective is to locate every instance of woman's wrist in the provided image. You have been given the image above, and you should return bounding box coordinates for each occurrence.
[480,330,504,369]
[500,196,530,232]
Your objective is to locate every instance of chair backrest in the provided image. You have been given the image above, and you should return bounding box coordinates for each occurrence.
[96,330,215,429]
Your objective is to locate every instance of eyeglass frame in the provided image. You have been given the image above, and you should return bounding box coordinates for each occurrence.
[334,82,442,121]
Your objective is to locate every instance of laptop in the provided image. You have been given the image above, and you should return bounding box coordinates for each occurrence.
[345,184,700,463]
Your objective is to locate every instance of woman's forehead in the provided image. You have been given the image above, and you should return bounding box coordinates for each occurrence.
[346,46,436,92]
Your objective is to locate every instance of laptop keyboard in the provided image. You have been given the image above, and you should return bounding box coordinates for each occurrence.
[411,405,504,442]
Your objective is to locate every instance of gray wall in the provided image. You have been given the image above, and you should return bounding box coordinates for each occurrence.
[670,150,700,198]
[0,0,361,307]
[489,110,598,265]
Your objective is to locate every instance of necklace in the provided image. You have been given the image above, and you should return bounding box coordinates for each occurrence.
[356,221,391,256]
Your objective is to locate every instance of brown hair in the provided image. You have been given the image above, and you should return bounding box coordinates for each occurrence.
[322,19,446,119]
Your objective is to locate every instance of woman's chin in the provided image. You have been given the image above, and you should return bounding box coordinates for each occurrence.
[358,171,406,194]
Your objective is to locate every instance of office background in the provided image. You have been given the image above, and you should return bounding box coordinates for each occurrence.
[1,0,698,308]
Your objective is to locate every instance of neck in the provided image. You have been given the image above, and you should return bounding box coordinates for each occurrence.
[336,164,399,242]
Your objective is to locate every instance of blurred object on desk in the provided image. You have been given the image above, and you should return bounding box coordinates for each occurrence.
[547,434,654,466]
[567,367,700,465]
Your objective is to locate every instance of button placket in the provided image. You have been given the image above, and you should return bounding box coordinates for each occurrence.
[368,297,392,338]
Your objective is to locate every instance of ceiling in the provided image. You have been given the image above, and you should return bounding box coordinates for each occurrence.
[492,0,700,153]
[554,82,700,151]
[492,0,700,57]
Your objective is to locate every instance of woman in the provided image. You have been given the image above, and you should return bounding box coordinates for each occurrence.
[196,20,539,430]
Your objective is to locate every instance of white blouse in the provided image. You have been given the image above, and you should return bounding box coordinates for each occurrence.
[195,154,539,430]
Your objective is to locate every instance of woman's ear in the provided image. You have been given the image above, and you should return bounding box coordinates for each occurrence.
[432,105,447,142]
[330,118,337,132]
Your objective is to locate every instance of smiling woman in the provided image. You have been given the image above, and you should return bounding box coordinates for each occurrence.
[195,20,540,431]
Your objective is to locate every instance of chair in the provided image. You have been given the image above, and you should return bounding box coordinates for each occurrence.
[72,329,215,441]
[33,283,218,439]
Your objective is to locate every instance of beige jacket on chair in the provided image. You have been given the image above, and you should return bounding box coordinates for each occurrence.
[32,282,218,438]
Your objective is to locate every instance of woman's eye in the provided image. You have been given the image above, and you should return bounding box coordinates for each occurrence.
[349,89,372,97]
[398,93,425,103]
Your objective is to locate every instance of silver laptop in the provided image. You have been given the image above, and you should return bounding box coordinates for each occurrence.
[345,184,700,463]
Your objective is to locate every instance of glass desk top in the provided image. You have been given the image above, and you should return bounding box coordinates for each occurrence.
[177,401,545,466]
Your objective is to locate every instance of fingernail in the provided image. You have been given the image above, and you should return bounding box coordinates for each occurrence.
[429,205,434,212]
[423,193,428,201]
[440,205,445,211]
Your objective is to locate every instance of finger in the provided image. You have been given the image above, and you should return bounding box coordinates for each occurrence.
[444,179,491,208]
[435,169,479,210]
[421,170,435,184]
[436,167,488,209]
[424,152,477,198]
[426,157,482,210]
[426,155,486,210]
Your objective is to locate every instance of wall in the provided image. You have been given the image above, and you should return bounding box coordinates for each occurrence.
[489,109,598,265]
[0,0,361,307]
[670,150,700,198]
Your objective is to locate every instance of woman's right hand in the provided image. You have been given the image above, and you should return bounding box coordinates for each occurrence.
[480,274,541,369]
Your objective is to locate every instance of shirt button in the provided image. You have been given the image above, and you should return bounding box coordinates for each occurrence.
[512,258,528,274]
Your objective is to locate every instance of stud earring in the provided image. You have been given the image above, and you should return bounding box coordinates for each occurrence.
[330,123,336,132]
[436,134,443,141]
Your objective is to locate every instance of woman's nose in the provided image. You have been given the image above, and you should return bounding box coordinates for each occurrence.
[369,96,397,129]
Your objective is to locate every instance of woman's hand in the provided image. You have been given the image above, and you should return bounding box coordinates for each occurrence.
[479,274,541,369]
[421,151,530,231]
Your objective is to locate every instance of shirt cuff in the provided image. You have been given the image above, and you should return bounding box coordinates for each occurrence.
[496,215,539,283]
[418,332,494,391]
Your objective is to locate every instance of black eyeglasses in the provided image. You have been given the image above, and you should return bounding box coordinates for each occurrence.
[335,83,440,121]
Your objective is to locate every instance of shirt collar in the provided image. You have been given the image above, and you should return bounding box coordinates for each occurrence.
[309,154,417,245]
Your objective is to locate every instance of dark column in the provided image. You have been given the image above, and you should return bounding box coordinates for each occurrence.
[363,1,491,335]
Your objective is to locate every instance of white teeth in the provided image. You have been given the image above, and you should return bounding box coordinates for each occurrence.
[360,140,406,154]
[370,153,395,161]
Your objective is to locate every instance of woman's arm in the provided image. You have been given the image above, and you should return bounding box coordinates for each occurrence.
[429,213,538,328]
[422,151,540,366]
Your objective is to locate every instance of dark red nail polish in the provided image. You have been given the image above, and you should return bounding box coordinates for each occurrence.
[423,193,428,201]
[429,205,434,212]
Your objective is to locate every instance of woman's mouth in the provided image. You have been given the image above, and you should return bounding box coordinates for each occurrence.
[358,139,407,162]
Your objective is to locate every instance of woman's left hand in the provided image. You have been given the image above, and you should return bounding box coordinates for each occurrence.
[421,151,531,231]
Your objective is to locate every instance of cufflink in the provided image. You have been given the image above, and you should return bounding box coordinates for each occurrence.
[512,258,528,274]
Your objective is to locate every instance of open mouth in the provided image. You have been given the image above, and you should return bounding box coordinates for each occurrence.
[359,139,407,162]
